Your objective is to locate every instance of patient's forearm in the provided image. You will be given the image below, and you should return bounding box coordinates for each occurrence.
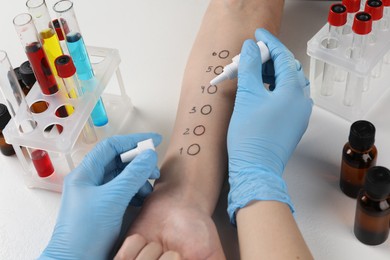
[156,0,285,214]
[236,201,313,259]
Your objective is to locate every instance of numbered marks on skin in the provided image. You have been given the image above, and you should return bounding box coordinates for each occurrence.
[180,144,201,156]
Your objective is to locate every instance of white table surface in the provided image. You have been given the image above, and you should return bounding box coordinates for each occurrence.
[1,0,390,259]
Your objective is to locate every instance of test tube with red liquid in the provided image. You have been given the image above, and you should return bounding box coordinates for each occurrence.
[13,13,68,118]
[0,50,55,178]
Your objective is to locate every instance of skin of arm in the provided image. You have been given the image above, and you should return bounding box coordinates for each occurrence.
[236,201,313,260]
[119,0,285,258]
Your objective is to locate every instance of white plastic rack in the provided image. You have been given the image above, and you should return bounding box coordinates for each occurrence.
[3,46,133,192]
[307,18,390,121]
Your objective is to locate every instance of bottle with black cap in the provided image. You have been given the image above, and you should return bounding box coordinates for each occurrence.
[19,60,36,91]
[340,120,377,198]
[0,103,15,156]
[354,166,390,245]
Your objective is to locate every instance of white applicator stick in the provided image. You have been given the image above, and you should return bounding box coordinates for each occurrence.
[120,138,155,163]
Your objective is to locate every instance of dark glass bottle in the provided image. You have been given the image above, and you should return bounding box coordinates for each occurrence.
[0,103,15,156]
[19,60,36,92]
[354,166,390,245]
[340,120,377,198]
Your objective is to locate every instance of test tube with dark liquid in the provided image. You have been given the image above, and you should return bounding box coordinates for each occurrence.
[0,50,54,178]
[54,0,109,127]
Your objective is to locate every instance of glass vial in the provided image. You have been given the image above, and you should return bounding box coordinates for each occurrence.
[340,120,377,198]
[0,104,16,156]
[53,0,109,127]
[321,3,347,96]
[364,0,384,80]
[0,50,55,178]
[354,166,390,245]
[343,12,372,107]
[54,55,97,144]
[342,0,361,35]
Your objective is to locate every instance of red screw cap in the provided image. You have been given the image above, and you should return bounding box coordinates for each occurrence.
[55,55,76,78]
[342,0,360,13]
[382,0,390,7]
[365,0,384,21]
[328,4,348,26]
[353,12,372,35]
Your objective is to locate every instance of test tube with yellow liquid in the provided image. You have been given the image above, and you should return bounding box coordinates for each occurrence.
[26,0,75,114]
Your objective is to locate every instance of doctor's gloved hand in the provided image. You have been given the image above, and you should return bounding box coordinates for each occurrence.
[227,29,313,225]
[39,133,162,260]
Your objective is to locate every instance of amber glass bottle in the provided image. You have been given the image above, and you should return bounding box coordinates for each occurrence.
[354,166,390,245]
[0,103,15,156]
[340,120,377,198]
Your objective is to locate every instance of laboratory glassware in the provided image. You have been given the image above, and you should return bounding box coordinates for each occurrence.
[343,12,372,106]
[342,0,362,34]
[340,120,377,198]
[0,50,55,178]
[320,3,347,96]
[55,54,97,144]
[354,166,390,245]
[364,0,384,79]
[53,0,109,127]
[0,104,16,156]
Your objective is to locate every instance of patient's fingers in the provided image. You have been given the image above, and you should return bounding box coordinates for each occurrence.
[114,234,147,260]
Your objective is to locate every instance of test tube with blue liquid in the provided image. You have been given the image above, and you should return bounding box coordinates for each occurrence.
[53,0,108,127]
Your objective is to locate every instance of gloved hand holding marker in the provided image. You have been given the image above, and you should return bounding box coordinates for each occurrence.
[210,41,270,85]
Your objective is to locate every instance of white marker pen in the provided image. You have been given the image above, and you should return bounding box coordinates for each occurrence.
[120,139,155,163]
[210,41,270,85]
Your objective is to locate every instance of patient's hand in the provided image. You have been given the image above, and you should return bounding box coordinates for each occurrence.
[117,184,226,259]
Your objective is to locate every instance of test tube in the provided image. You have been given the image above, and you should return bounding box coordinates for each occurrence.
[344,12,372,106]
[320,3,347,96]
[382,0,390,63]
[55,55,97,144]
[53,0,109,127]
[343,0,361,35]
[26,0,64,78]
[52,18,69,54]
[13,13,59,95]
[364,0,384,79]
[360,0,366,10]
[13,13,68,118]
[0,50,55,178]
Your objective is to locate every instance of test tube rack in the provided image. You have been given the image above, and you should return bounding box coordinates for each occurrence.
[307,19,390,121]
[3,46,133,192]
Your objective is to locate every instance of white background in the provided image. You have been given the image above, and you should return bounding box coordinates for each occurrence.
[1,0,390,259]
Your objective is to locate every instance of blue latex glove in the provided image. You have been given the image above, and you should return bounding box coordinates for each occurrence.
[39,133,162,260]
[227,29,313,225]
